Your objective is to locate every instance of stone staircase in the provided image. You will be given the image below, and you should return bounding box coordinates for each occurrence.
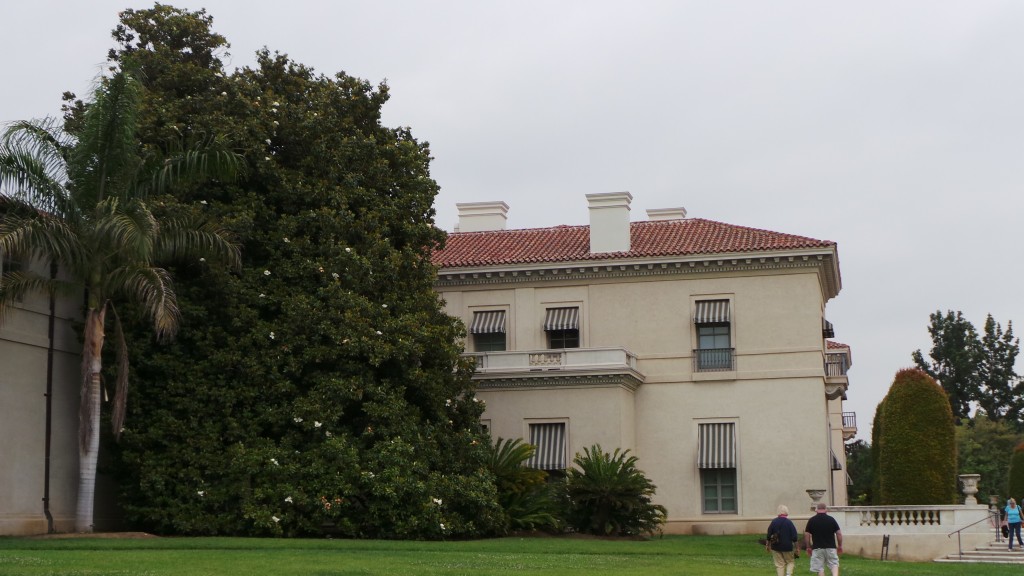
[935,540,1024,564]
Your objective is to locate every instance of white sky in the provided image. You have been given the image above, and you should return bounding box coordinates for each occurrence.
[4,1,1024,442]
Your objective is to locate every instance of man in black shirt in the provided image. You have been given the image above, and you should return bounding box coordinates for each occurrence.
[804,502,842,576]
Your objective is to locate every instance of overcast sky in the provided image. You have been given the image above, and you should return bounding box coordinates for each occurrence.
[4,1,1023,442]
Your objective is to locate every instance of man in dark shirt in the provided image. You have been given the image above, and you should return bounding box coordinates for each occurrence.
[804,502,842,576]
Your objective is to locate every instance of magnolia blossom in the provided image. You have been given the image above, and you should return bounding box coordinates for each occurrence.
[432,498,443,506]
[325,431,333,437]
[272,516,280,523]
[313,421,322,428]
[382,304,388,308]
[344,247,351,252]
[283,237,290,243]
[445,399,452,406]
[293,417,303,423]
[265,139,272,145]
[284,496,293,504]
[197,490,205,497]
[270,458,279,466]
[269,332,275,340]
[440,523,446,530]
[264,270,272,276]
[375,331,382,335]
[199,258,206,262]
[259,293,266,298]
[331,272,340,279]
[265,156,271,161]
[220,92,227,96]
[200,200,208,205]
[272,101,280,106]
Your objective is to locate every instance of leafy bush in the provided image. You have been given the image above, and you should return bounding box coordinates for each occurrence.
[877,368,957,504]
[563,445,666,537]
[488,438,560,532]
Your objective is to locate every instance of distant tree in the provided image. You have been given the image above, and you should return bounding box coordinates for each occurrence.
[877,368,958,504]
[845,440,872,505]
[0,70,241,532]
[912,310,982,423]
[957,415,1023,504]
[977,315,1023,428]
[102,6,503,537]
[870,399,886,504]
[1008,443,1024,504]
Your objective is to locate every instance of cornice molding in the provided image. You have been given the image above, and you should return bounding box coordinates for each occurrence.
[436,248,840,300]
[474,372,642,392]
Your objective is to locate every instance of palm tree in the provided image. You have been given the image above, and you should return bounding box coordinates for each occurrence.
[0,70,242,532]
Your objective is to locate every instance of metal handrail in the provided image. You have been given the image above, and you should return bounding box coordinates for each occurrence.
[946,509,1001,559]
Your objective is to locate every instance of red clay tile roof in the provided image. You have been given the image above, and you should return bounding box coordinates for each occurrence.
[433,218,835,268]
[827,340,850,350]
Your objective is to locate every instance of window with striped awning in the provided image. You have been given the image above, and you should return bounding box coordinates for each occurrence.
[694,300,730,324]
[830,449,843,471]
[697,422,736,469]
[469,310,506,334]
[526,422,566,470]
[543,307,579,331]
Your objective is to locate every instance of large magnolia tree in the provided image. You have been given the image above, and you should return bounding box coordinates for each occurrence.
[0,70,241,531]
[104,6,504,537]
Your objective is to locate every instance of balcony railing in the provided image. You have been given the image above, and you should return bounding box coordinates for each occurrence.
[843,412,857,429]
[825,353,849,377]
[692,348,735,372]
[467,347,640,374]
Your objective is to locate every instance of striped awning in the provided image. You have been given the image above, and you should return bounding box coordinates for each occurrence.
[470,310,506,334]
[831,449,843,471]
[694,300,730,324]
[526,423,566,470]
[544,307,579,331]
[698,422,736,469]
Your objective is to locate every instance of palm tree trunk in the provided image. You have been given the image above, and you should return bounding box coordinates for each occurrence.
[76,307,105,532]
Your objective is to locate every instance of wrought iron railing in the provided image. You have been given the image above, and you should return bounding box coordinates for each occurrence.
[825,353,849,377]
[842,412,857,429]
[693,348,735,372]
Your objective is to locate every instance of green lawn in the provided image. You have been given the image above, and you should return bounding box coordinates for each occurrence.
[0,534,1004,575]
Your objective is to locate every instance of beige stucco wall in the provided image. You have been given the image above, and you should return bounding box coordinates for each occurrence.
[440,264,849,534]
[0,267,81,535]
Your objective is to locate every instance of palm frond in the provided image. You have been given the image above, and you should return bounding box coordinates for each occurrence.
[0,210,86,278]
[104,264,180,341]
[141,147,246,199]
[109,304,130,441]
[155,217,241,270]
[91,198,158,264]
[68,71,145,206]
[0,119,71,214]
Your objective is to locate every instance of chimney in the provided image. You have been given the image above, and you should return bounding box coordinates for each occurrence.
[646,207,688,221]
[455,201,509,232]
[586,192,632,253]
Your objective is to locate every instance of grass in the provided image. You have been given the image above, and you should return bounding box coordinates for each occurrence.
[0,534,1007,575]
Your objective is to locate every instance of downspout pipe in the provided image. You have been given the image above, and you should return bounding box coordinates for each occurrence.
[43,260,56,533]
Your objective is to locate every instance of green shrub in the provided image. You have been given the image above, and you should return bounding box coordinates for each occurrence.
[488,438,561,532]
[877,368,957,504]
[563,445,666,537]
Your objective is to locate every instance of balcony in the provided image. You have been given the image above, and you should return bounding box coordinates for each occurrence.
[692,347,735,372]
[842,411,857,440]
[824,352,850,400]
[466,347,645,389]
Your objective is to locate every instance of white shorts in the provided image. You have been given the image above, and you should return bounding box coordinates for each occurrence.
[809,548,839,572]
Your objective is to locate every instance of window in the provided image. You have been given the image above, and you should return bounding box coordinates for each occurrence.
[698,422,737,514]
[701,469,737,514]
[470,310,506,352]
[693,300,733,371]
[526,422,566,471]
[544,307,579,349]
